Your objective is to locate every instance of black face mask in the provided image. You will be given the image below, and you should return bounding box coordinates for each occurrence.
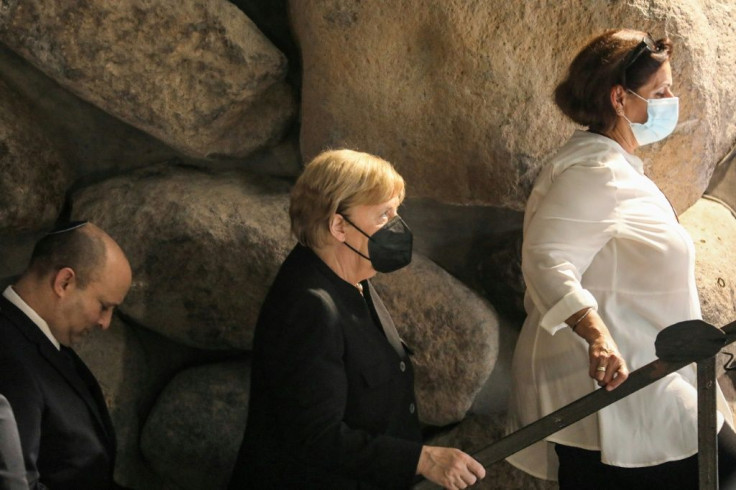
[340,214,413,273]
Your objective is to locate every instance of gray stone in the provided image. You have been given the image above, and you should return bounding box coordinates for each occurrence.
[400,199,525,321]
[291,0,736,212]
[0,77,69,233]
[77,316,237,489]
[680,198,736,396]
[420,414,557,490]
[140,361,250,490]
[0,42,181,180]
[0,231,42,285]
[470,316,522,417]
[373,253,499,426]
[680,198,736,333]
[70,163,293,350]
[0,0,295,160]
[707,153,736,214]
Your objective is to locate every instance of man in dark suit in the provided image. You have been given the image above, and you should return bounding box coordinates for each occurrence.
[0,394,28,490]
[0,221,132,490]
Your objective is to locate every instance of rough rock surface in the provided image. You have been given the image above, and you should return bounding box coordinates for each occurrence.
[0,77,68,233]
[470,316,523,416]
[0,42,182,179]
[373,253,499,426]
[680,198,736,399]
[680,198,736,332]
[420,414,558,489]
[0,0,295,159]
[291,0,736,211]
[140,361,250,490]
[70,164,293,350]
[707,155,736,213]
[0,231,43,284]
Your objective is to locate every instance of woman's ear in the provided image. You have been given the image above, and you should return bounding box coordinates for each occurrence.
[329,213,347,243]
[52,267,76,298]
[610,84,626,115]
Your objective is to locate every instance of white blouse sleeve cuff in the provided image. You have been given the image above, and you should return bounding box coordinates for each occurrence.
[539,289,598,335]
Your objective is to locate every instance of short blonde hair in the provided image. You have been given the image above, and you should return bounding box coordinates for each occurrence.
[290,149,406,248]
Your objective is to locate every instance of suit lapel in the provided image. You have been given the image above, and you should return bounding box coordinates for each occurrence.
[61,347,116,452]
[42,344,114,447]
[364,281,407,360]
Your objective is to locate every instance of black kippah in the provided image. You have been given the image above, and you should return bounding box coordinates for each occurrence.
[47,221,89,235]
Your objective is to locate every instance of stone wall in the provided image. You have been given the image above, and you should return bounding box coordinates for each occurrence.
[0,1,734,489]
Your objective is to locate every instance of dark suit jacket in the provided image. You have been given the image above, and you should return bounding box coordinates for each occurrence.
[0,394,28,490]
[228,244,423,489]
[0,295,117,490]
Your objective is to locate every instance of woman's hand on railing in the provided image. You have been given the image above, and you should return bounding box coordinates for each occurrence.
[569,309,629,391]
[416,445,486,489]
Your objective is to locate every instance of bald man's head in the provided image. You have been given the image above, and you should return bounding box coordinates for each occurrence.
[27,222,109,288]
[20,222,132,345]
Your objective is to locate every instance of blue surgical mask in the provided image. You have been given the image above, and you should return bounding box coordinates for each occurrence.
[622,90,679,146]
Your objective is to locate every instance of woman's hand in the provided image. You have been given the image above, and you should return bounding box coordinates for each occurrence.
[417,445,486,489]
[568,309,629,391]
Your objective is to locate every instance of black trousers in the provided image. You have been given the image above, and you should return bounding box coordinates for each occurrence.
[555,424,736,490]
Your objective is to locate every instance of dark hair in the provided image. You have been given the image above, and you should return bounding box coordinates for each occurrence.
[28,223,106,288]
[554,29,673,132]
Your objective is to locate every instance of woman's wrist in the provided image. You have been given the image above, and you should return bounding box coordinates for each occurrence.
[570,307,593,332]
[569,309,608,343]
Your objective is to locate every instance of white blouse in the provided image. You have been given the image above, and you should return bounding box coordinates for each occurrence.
[506,130,732,480]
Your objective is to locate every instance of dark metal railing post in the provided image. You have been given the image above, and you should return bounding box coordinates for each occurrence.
[698,355,718,489]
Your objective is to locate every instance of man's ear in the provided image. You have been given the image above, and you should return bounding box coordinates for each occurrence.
[329,213,347,243]
[610,84,627,115]
[52,267,76,297]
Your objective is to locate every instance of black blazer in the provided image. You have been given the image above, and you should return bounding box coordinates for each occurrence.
[0,295,117,490]
[228,245,423,489]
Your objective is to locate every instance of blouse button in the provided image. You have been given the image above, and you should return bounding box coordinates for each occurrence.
[409,403,416,414]
[399,361,406,372]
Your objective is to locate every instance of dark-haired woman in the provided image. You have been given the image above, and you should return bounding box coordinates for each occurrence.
[506,29,736,489]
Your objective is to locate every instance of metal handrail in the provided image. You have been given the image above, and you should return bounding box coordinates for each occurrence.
[414,319,736,489]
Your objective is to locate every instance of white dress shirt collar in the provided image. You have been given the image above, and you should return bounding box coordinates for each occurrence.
[571,129,645,174]
[2,285,61,350]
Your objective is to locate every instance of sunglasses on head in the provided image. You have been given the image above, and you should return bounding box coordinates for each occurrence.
[620,34,661,89]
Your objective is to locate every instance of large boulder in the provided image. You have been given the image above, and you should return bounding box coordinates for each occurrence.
[470,316,523,417]
[707,155,736,213]
[76,316,233,489]
[400,198,525,322]
[680,198,736,402]
[0,42,182,178]
[0,231,43,285]
[680,197,736,332]
[140,361,250,490]
[291,0,736,212]
[0,77,69,232]
[0,0,295,160]
[70,163,293,351]
[373,253,499,426]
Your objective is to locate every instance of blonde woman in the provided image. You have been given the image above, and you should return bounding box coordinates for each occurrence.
[229,149,485,490]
